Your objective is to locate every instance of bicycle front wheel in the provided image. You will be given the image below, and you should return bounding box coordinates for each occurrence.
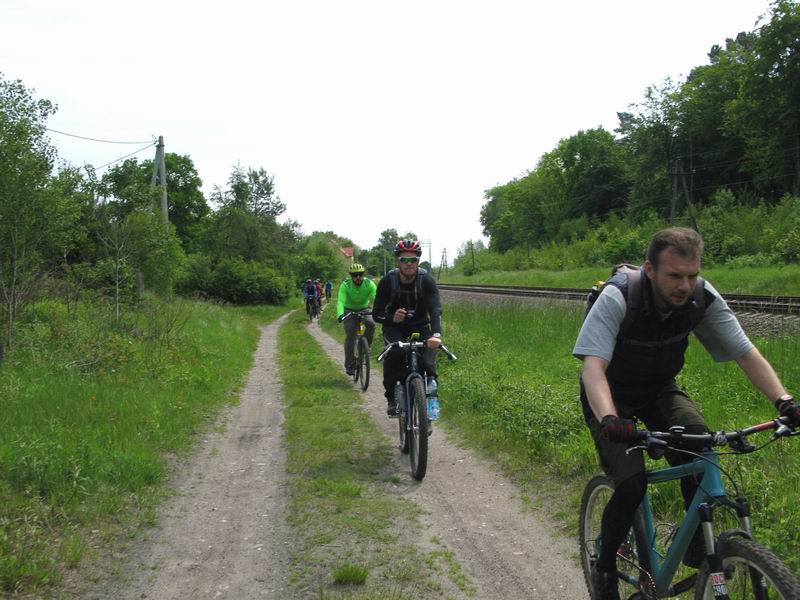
[408,377,428,480]
[358,337,370,391]
[579,475,650,599]
[694,538,800,599]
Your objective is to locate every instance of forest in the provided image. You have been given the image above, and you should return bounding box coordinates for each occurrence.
[470,1,800,273]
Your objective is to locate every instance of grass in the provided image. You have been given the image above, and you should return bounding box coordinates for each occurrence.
[0,296,290,594]
[435,298,800,580]
[277,309,473,598]
[439,264,800,295]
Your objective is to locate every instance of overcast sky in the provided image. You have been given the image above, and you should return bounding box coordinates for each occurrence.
[1,0,773,267]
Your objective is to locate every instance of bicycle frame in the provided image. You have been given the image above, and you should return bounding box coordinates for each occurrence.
[629,451,745,597]
[399,346,427,432]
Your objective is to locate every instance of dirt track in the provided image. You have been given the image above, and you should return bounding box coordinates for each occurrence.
[309,321,588,599]
[75,312,588,599]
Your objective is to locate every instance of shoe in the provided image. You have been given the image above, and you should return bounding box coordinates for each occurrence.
[345,366,354,376]
[682,535,706,568]
[386,405,398,418]
[590,566,620,600]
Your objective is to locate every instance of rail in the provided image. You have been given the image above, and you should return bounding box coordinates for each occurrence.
[437,283,800,314]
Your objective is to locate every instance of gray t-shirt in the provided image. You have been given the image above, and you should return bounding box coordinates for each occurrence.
[573,281,753,363]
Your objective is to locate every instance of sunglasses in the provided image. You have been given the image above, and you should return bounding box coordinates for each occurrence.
[398,257,419,264]
[351,273,364,277]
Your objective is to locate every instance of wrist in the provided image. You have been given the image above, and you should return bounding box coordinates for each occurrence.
[775,394,794,408]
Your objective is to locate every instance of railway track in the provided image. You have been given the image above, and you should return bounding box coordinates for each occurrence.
[438,283,800,314]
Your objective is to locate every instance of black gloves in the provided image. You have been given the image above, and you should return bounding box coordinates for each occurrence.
[599,415,637,443]
[776,396,800,427]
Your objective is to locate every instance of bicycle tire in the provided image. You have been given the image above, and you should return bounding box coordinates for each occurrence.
[358,337,370,391]
[307,301,313,322]
[408,376,428,480]
[579,475,650,599]
[694,537,800,600]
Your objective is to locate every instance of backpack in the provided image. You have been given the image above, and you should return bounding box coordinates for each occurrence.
[388,267,427,309]
[585,263,707,336]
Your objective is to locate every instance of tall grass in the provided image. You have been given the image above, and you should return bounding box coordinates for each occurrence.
[438,299,800,576]
[439,264,800,296]
[0,296,288,593]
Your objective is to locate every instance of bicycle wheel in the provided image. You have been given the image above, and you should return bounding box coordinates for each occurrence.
[358,337,370,391]
[408,377,428,480]
[307,301,313,322]
[694,538,800,600]
[579,475,651,599]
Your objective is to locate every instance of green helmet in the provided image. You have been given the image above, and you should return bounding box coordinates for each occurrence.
[349,263,365,274]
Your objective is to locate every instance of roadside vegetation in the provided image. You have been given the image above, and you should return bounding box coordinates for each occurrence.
[0,297,289,593]
[278,310,473,598]
[435,299,800,579]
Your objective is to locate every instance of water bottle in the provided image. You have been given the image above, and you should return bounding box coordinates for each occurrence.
[426,377,440,420]
[393,382,405,410]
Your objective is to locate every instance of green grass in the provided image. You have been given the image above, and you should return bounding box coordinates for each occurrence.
[435,299,800,579]
[278,310,473,598]
[0,296,290,594]
[439,264,800,295]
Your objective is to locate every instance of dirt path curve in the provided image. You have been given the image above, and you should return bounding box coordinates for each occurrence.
[82,315,292,600]
[309,321,589,600]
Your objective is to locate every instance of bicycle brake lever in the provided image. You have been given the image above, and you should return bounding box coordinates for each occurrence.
[625,444,648,455]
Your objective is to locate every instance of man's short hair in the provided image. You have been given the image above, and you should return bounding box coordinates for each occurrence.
[646,227,704,268]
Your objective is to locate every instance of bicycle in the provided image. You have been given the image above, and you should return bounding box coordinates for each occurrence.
[377,333,456,481]
[341,310,372,392]
[305,296,318,322]
[579,416,799,599]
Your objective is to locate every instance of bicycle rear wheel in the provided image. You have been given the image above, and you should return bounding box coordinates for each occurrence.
[694,538,800,599]
[358,337,370,391]
[579,475,650,599]
[408,377,428,480]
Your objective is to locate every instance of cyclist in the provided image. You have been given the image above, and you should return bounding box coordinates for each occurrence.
[373,240,443,417]
[573,227,800,600]
[337,263,377,376]
[324,279,333,301]
[302,278,318,317]
[314,279,323,309]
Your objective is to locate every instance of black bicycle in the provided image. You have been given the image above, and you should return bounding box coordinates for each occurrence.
[341,310,372,391]
[377,333,456,481]
[305,296,318,322]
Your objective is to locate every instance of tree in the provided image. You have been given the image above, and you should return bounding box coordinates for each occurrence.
[0,74,76,356]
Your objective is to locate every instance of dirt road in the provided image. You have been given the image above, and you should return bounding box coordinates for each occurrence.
[77,313,588,599]
[309,322,588,599]
[77,315,293,599]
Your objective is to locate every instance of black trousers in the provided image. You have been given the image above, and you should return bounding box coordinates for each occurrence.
[381,325,437,403]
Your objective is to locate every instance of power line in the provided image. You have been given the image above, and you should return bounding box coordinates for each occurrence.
[95,142,157,171]
[46,127,154,145]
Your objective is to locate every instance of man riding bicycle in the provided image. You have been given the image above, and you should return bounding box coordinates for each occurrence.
[302,278,318,316]
[337,263,377,376]
[373,240,443,418]
[324,279,333,300]
[573,227,800,600]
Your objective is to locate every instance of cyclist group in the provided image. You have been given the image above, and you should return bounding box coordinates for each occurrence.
[315,229,799,598]
[302,277,333,318]
[334,240,443,420]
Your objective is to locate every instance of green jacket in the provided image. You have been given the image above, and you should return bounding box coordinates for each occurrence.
[337,277,377,317]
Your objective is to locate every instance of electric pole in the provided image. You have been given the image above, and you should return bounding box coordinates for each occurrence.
[149,136,168,229]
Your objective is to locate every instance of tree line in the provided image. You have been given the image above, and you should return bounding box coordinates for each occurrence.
[478,1,800,260]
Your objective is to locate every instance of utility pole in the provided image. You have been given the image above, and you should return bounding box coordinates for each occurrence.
[437,248,448,280]
[670,160,678,225]
[149,136,168,229]
[469,240,476,271]
[677,158,699,232]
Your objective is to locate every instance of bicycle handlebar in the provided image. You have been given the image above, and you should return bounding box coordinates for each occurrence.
[341,310,372,320]
[628,417,797,454]
[377,340,458,362]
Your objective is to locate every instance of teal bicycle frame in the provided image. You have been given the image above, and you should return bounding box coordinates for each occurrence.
[626,451,748,597]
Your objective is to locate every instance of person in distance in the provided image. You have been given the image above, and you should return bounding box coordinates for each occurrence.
[336,263,376,376]
[573,227,799,600]
[372,240,443,417]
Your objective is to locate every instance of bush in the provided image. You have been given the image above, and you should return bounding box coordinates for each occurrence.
[178,256,292,304]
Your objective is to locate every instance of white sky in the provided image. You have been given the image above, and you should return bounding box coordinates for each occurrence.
[1,0,772,266]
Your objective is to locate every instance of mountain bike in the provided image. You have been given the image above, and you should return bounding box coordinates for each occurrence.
[579,416,799,599]
[305,297,317,322]
[342,310,372,391]
[377,333,456,481]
